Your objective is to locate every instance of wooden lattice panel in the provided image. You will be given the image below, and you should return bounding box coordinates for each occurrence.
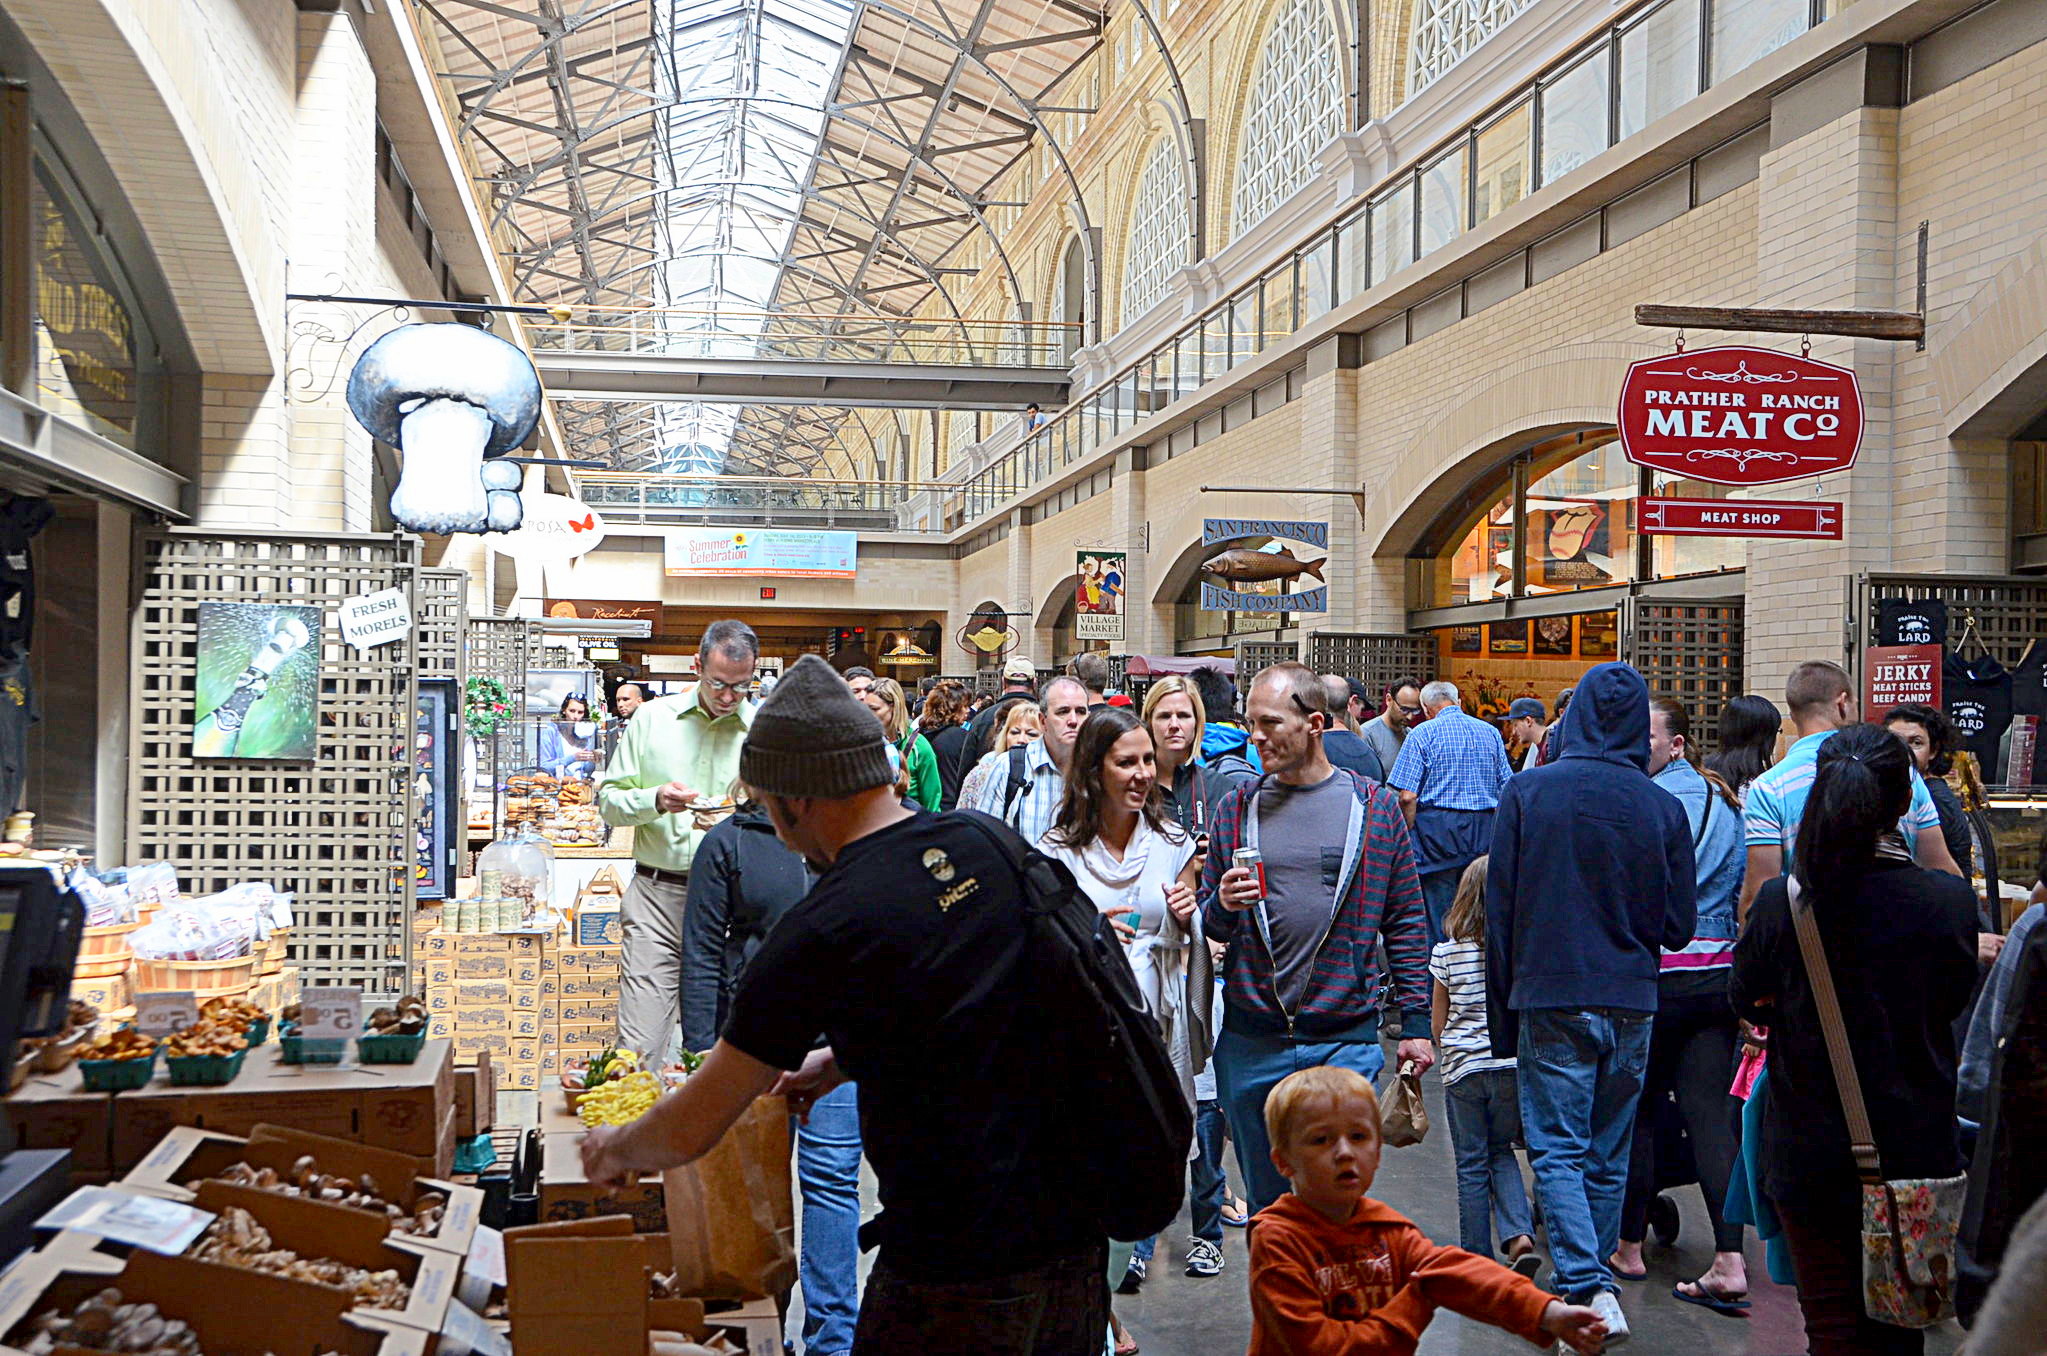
[128,531,421,997]
[1621,601,1744,747]
[1304,632,1435,701]
[415,569,467,683]
[1234,641,1300,683]
[1859,573,2047,669]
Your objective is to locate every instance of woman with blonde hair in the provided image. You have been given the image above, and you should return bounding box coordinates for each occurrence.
[1142,675,1255,848]
[956,699,1041,812]
[858,676,940,810]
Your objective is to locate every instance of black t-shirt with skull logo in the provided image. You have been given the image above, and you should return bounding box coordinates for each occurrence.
[1878,598,1949,648]
[1943,650,2012,781]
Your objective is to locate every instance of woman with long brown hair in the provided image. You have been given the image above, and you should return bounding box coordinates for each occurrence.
[858,676,940,810]
[916,679,974,810]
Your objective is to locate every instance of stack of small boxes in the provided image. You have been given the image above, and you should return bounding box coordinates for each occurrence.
[421,925,623,1090]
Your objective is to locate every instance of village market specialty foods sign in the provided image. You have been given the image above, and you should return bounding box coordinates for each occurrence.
[1617,345,1864,486]
[662,527,858,579]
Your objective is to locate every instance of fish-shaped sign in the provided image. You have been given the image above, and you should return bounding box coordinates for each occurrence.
[1201,547,1326,585]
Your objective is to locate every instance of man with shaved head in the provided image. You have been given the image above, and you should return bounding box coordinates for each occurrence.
[1199,661,1435,1212]
[1319,672,1386,782]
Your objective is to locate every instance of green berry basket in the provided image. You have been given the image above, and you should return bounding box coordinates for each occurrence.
[245,1015,270,1047]
[165,1046,247,1087]
[356,1031,425,1064]
[278,1033,349,1065]
[79,1048,158,1092]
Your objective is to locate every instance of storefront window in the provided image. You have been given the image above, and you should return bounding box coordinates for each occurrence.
[32,162,142,444]
[1425,427,1746,607]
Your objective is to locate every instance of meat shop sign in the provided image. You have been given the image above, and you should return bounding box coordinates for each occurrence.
[1616,345,1864,486]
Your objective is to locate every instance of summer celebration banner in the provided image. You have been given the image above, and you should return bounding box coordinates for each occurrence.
[662,528,859,579]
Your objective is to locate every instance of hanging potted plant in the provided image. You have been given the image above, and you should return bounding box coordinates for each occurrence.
[465,676,514,737]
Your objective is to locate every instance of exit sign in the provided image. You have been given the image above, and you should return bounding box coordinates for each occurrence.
[759,587,777,600]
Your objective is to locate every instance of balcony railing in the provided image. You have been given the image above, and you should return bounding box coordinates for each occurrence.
[945,0,1828,531]
[524,307,1079,369]
[576,471,944,532]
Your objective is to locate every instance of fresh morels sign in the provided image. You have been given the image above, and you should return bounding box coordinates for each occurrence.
[1617,345,1864,486]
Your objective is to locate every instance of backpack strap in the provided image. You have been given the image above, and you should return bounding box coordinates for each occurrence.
[1695,789,1713,849]
[1001,744,1031,824]
[1788,877,1885,1184]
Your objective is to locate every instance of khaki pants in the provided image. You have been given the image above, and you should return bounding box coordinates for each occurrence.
[618,869,688,1060]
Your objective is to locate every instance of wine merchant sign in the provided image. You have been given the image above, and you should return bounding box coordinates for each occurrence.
[1617,345,1864,486]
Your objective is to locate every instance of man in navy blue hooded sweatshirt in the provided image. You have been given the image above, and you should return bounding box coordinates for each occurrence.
[1485,661,1696,1347]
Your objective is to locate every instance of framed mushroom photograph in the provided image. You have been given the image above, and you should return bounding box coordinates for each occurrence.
[1580,611,1619,657]
[1489,619,1528,655]
[191,602,323,760]
[1449,624,1483,656]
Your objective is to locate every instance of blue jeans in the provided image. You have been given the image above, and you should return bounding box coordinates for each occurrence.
[1518,1008,1652,1303]
[1419,867,1461,948]
[1214,1027,1386,1214]
[796,1082,861,1355]
[1134,1098,1231,1264]
[1443,1067,1533,1256]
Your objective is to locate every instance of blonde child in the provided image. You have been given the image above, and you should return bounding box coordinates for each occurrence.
[1248,1065,1606,1356]
[1430,856,1540,1273]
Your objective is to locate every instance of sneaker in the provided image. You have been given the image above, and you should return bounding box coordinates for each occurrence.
[1117,1256,1146,1294]
[1185,1239,1225,1277]
[1589,1290,1631,1348]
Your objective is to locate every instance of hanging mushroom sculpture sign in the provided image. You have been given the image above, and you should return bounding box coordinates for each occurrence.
[1616,344,1864,486]
[345,323,543,534]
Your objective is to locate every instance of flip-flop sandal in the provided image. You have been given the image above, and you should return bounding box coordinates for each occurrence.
[1509,1250,1543,1279]
[1672,1280,1752,1316]
[1221,1201,1250,1228]
[1114,1336,1141,1356]
[1608,1256,1648,1282]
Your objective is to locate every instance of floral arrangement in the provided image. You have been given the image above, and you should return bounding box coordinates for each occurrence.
[465,676,514,736]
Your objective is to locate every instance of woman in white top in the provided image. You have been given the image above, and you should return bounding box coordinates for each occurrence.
[1035,705,1211,1344]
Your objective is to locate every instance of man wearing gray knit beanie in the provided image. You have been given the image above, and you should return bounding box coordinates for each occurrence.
[584,652,1107,1349]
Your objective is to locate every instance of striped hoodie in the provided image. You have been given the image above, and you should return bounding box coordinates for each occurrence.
[1200,768,1433,1042]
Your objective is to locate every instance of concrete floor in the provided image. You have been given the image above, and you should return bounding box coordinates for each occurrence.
[517,1075,1968,1354]
[1114,1069,1964,1356]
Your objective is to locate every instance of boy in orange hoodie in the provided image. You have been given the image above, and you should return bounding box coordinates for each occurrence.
[1248,1066,1608,1355]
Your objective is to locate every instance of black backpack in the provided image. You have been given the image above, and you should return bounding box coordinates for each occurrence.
[957,811,1194,1242]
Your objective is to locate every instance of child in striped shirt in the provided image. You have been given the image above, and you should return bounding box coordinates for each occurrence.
[1430,856,1541,1275]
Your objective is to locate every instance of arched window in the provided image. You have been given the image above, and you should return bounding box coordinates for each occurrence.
[1232,0,1345,239]
[1408,0,1536,98]
[1121,139,1191,326]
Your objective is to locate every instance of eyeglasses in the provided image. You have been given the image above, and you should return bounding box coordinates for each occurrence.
[701,674,753,696]
[1396,704,1423,718]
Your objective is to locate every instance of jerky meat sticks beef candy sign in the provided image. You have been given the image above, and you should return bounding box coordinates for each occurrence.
[1617,345,1865,486]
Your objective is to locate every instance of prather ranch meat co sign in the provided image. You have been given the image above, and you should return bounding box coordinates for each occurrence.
[1617,345,1864,486]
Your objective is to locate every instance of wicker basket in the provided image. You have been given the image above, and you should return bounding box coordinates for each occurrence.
[133,955,257,998]
[75,923,140,979]
[257,929,291,977]
[32,1027,91,1074]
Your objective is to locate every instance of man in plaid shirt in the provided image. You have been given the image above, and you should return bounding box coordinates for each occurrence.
[1389,679,1512,946]
[1201,662,1435,1213]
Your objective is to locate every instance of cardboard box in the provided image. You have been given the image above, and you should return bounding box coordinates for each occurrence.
[538,1130,665,1230]
[570,905,622,949]
[69,970,131,1014]
[454,1051,495,1138]
[511,1009,547,1040]
[454,980,512,1006]
[510,955,542,985]
[507,932,550,958]
[558,999,616,1026]
[560,974,619,999]
[538,971,561,997]
[251,966,302,1013]
[559,1021,613,1048]
[510,983,541,1010]
[0,1231,429,1356]
[123,1123,484,1257]
[452,1031,511,1063]
[424,958,455,988]
[501,1220,776,1356]
[502,1061,539,1091]
[188,1179,462,1333]
[5,1085,111,1172]
[428,1010,456,1040]
[541,997,562,1026]
[425,986,457,1014]
[555,946,621,972]
[455,1004,511,1032]
[421,932,510,959]
[454,952,509,980]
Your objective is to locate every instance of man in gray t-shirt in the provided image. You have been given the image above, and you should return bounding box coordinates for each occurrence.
[1258,770,1357,1011]
[1359,676,1419,778]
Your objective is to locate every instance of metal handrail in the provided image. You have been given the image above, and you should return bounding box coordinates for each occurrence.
[521,307,1079,368]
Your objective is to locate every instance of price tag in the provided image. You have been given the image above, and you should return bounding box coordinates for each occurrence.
[134,991,196,1038]
[299,986,363,1039]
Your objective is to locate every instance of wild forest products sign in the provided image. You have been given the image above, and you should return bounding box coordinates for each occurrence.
[1617,345,1864,486]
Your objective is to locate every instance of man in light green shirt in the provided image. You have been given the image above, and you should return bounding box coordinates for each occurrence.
[598,619,758,1058]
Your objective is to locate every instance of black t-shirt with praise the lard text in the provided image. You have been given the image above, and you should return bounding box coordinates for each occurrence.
[721,811,1097,1282]
[1877,597,1949,648]
[1944,650,2013,782]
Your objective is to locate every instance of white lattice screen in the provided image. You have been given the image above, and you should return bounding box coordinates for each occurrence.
[1407,0,1535,97]
[128,531,425,996]
[1123,139,1191,323]
[1232,0,1345,239]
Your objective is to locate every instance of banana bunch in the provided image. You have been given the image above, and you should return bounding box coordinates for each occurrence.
[577,1068,663,1127]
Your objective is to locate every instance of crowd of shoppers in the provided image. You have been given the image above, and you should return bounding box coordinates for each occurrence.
[590,624,2040,1356]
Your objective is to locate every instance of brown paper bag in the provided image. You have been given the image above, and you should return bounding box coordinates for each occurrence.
[1380,1060,1429,1147]
[663,1094,797,1298]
